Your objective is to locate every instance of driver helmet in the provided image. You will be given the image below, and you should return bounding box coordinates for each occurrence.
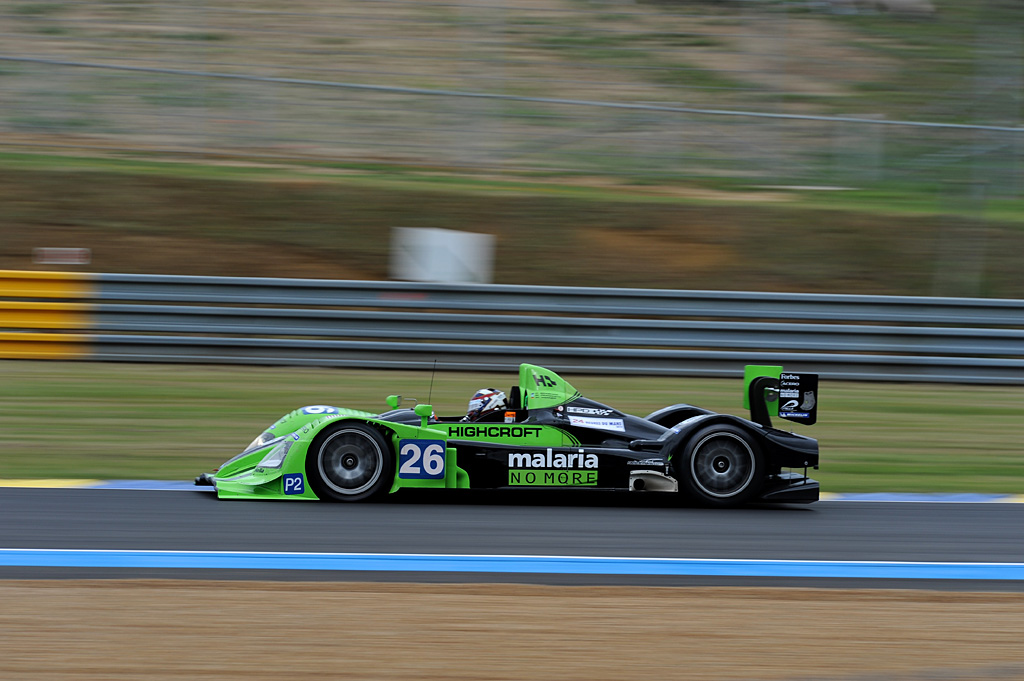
[463,388,507,422]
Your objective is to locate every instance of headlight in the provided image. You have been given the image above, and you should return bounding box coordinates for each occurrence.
[246,431,280,452]
[218,433,289,472]
[257,439,293,469]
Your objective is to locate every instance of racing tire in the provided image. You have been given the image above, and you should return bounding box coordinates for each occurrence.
[306,422,394,502]
[675,425,764,507]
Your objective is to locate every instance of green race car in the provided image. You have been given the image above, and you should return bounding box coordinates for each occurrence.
[196,363,820,507]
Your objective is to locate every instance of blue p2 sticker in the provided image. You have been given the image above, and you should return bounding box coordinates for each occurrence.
[283,473,305,495]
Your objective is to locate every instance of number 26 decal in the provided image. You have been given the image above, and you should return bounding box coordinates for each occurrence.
[399,440,446,479]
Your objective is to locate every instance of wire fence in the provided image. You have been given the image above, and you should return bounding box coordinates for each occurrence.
[1,0,1021,192]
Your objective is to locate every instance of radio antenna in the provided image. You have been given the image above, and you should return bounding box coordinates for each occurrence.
[427,359,437,405]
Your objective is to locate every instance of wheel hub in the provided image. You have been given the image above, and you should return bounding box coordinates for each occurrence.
[317,429,384,496]
[690,432,756,499]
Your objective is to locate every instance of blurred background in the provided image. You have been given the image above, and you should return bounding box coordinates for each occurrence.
[3,7,1024,680]
[2,0,1023,295]
[1,1,1023,491]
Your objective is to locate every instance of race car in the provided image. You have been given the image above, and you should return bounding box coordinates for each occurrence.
[196,363,820,507]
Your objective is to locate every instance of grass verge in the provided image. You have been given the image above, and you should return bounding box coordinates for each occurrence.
[2,361,1021,493]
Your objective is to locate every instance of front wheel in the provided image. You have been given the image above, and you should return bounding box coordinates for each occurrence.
[307,422,394,502]
[675,425,763,507]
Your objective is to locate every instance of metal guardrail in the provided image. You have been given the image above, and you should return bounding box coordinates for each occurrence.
[3,271,1024,383]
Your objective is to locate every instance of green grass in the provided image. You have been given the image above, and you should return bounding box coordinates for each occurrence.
[3,148,1023,224]
[1,361,1022,493]
[12,3,65,16]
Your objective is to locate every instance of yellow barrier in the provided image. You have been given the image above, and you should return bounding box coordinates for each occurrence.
[0,301,91,329]
[0,270,95,299]
[0,271,95,359]
[0,332,90,359]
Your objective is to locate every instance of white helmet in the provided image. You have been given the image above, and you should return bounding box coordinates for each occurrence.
[464,388,507,422]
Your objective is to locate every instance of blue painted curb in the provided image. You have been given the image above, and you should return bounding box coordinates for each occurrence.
[827,492,1020,503]
[1,549,1023,580]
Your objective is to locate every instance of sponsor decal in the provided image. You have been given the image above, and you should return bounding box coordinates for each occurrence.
[533,374,557,388]
[799,390,816,411]
[509,470,598,486]
[508,449,598,469]
[568,416,625,432]
[283,473,305,495]
[566,406,613,416]
[301,405,339,415]
[448,425,543,439]
[504,411,516,424]
[779,373,818,425]
[398,440,446,480]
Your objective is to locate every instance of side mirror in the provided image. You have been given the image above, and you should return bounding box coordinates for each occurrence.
[413,403,433,428]
[386,395,401,410]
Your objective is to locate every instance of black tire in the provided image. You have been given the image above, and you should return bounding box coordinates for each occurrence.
[675,425,764,507]
[306,422,394,502]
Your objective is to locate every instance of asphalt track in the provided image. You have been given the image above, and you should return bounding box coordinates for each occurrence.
[2,487,1023,589]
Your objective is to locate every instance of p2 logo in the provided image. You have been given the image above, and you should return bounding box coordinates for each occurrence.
[283,473,305,495]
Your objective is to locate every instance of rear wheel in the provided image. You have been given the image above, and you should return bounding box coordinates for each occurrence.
[676,425,763,507]
[306,422,394,502]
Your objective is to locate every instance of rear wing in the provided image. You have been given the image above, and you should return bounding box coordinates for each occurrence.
[743,365,818,428]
